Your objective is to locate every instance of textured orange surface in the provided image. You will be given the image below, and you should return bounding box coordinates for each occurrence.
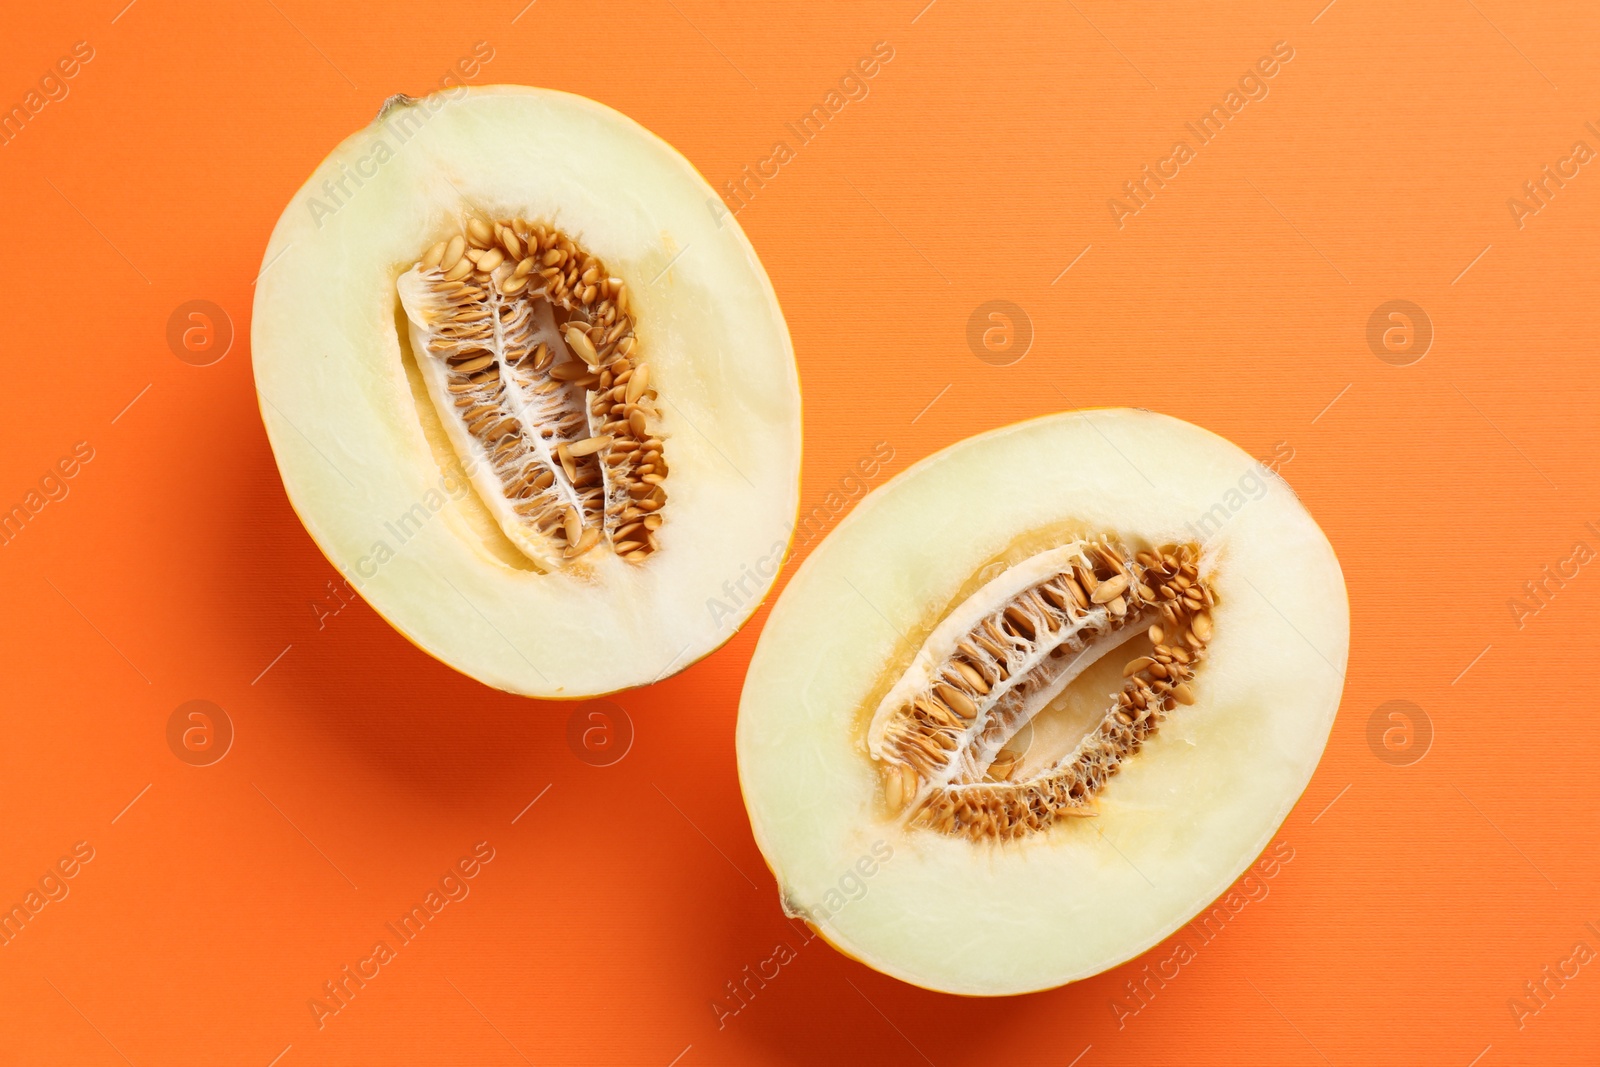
[2,2,1598,1064]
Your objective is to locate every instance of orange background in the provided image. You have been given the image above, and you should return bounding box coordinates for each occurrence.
[3,1,1598,1063]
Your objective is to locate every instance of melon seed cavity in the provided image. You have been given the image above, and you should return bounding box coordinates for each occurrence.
[869,539,1215,840]
[397,218,666,565]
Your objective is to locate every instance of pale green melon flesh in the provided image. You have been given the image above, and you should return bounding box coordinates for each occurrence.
[253,87,800,698]
[736,409,1347,995]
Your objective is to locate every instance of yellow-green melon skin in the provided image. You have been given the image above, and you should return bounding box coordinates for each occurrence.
[253,87,800,698]
[736,409,1347,995]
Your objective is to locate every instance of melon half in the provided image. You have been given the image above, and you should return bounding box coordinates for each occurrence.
[737,409,1347,994]
[252,87,800,697]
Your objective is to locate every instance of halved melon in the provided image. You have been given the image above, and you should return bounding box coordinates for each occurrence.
[737,409,1347,994]
[252,87,800,697]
